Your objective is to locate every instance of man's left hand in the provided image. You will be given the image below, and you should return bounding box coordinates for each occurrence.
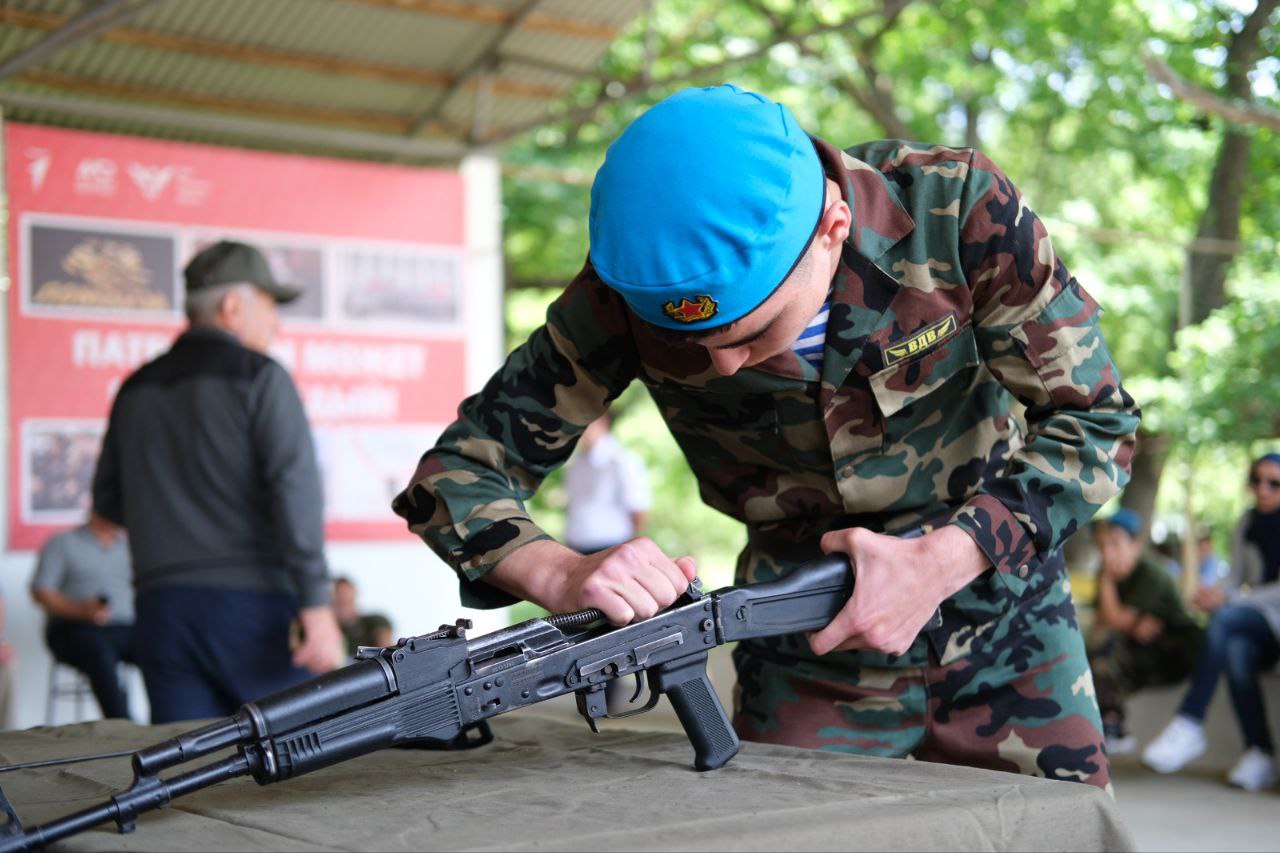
[1132,613,1164,645]
[809,525,990,656]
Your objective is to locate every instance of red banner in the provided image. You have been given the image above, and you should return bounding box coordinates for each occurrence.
[6,123,468,550]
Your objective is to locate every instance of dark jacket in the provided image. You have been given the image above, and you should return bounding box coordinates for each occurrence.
[93,327,330,608]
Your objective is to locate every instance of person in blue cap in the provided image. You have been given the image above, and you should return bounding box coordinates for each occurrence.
[395,84,1140,789]
[1085,507,1202,755]
[1144,453,1280,790]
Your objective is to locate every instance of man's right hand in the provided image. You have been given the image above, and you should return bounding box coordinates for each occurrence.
[488,538,697,625]
[84,600,111,626]
[1192,585,1227,613]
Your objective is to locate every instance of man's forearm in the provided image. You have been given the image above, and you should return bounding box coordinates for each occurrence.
[486,539,578,610]
[1095,577,1137,630]
[934,524,995,596]
[31,589,92,621]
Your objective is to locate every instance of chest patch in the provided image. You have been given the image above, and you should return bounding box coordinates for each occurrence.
[881,312,960,366]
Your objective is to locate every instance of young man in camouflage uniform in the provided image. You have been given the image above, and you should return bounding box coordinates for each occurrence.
[393,85,1140,791]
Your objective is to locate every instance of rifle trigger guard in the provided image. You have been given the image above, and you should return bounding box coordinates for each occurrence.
[603,671,661,720]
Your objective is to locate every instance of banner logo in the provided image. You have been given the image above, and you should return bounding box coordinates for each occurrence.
[25,148,51,192]
[74,158,117,197]
[127,163,175,201]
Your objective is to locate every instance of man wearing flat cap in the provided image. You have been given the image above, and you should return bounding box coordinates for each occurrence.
[94,240,342,723]
[394,85,1140,790]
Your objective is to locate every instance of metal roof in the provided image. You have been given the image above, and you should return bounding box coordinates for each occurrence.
[0,0,644,164]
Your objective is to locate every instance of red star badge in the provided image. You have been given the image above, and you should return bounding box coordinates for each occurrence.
[663,294,718,324]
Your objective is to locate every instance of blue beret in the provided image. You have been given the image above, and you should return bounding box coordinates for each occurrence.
[588,84,824,331]
[1097,507,1143,539]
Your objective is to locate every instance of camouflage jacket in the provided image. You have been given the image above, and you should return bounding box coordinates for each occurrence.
[393,138,1141,663]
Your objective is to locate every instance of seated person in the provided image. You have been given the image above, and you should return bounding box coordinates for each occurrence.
[31,512,137,719]
[332,576,393,657]
[1086,508,1203,755]
[1143,453,1280,791]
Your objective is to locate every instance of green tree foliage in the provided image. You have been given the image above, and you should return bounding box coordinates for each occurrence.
[498,0,1279,582]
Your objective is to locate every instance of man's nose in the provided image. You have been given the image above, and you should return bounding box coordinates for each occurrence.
[708,347,750,376]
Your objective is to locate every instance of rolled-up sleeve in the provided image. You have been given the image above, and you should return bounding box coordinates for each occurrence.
[392,265,640,608]
[942,151,1141,596]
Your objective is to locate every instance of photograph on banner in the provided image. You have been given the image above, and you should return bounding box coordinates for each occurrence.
[23,216,178,317]
[313,424,445,522]
[21,419,104,524]
[191,234,327,322]
[338,245,461,325]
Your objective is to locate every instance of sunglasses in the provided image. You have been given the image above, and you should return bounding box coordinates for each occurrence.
[1249,474,1280,490]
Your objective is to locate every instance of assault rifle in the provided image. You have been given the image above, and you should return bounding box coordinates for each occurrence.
[0,553,857,851]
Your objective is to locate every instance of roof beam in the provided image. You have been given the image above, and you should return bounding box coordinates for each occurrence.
[15,68,446,136]
[0,0,161,83]
[345,0,621,39]
[0,88,468,161]
[496,51,588,80]
[407,0,542,138]
[0,7,562,101]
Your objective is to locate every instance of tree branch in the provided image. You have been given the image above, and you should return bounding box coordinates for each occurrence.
[1142,50,1280,132]
[490,0,919,144]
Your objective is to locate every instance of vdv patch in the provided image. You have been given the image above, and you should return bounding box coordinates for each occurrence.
[882,312,960,366]
[663,294,719,324]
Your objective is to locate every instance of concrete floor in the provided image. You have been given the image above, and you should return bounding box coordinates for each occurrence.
[1111,761,1280,852]
[1108,679,1280,851]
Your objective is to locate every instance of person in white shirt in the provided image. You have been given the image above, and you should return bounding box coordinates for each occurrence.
[564,412,651,555]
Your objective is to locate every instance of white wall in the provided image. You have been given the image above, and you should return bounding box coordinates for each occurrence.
[0,140,510,731]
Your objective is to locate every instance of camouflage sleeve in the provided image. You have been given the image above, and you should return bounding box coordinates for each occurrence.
[391,264,640,608]
[943,151,1140,596]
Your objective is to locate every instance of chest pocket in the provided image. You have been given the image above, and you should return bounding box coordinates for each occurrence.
[868,323,980,452]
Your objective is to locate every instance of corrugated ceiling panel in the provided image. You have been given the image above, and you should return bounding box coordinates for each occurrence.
[0,0,649,159]
[137,0,492,70]
[39,43,426,116]
[1,0,84,16]
[0,26,50,62]
[540,0,645,28]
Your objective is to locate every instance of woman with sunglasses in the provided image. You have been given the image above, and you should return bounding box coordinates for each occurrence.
[1142,452,1280,791]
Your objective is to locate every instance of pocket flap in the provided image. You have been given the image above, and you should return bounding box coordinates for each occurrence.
[869,323,979,418]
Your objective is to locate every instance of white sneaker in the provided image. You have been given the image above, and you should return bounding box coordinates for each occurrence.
[1106,733,1137,756]
[1227,748,1279,792]
[1142,715,1207,773]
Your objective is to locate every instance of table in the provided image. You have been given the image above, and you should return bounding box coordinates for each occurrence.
[0,715,1136,851]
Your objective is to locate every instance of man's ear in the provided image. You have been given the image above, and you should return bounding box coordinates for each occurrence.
[817,186,852,248]
[217,286,244,327]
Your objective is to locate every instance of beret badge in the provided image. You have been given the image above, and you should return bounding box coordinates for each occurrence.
[663,294,719,324]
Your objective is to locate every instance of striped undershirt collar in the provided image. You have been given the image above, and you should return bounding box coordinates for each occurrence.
[791,289,834,368]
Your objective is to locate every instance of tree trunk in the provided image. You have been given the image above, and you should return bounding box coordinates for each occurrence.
[1120,429,1170,538]
[1126,0,1274,521]
[1186,129,1250,324]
